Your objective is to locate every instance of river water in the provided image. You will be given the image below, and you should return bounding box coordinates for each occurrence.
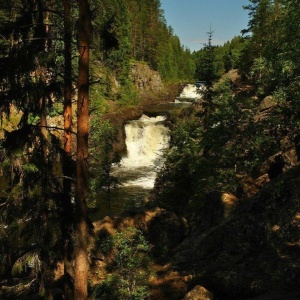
[93,84,201,219]
[93,114,170,218]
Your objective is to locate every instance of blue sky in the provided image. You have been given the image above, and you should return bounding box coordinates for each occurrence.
[160,0,250,52]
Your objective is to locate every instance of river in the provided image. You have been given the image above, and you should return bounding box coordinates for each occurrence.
[93,83,202,219]
[93,113,170,219]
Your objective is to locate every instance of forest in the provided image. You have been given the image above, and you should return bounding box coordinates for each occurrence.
[0,0,300,299]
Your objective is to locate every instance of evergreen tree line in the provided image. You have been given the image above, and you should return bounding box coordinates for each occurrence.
[91,0,195,85]
[194,35,248,85]
[154,0,300,224]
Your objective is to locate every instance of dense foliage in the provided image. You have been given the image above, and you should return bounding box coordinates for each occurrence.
[0,1,67,292]
[0,0,195,298]
[194,34,249,83]
[154,0,300,223]
[92,227,151,300]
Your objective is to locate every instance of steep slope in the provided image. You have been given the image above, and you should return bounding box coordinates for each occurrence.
[173,166,300,299]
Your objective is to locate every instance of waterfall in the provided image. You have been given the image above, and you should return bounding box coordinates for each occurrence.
[175,83,205,103]
[112,114,169,189]
[122,114,169,167]
[94,97,191,218]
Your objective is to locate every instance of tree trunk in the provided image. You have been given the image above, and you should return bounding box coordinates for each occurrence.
[36,0,49,225]
[63,1,74,298]
[64,0,72,160]
[39,94,49,224]
[63,0,73,235]
[74,0,91,299]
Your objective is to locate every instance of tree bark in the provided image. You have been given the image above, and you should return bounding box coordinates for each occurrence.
[64,0,72,159]
[63,1,74,298]
[63,0,73,231]
[74,0,91,299]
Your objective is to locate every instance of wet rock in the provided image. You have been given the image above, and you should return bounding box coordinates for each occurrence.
[102,106,143,154]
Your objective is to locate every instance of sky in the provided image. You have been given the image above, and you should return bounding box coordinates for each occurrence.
[160,0,251,52]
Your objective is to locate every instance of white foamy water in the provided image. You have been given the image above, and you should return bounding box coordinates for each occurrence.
[175,83,205,103]
[122,173,157,188]
[121,114,169,168]
[112,114,169,189]
[179,84,199,98]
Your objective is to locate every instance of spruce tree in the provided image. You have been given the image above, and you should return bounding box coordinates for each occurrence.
[195,27,216,88]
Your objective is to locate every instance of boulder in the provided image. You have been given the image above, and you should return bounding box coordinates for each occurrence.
[239,174,270,199]
[183,285,214,300]
[197,191,239,232]
[254,96,278,122]
[258,95,277,111]
[130,63,164,94]
[147,210,189,257]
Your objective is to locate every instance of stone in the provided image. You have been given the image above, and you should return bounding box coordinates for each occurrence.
[240,174,270,198]
[173,166,300,299]
[196,191,239,232]
[221,192,239,218]
[183,285,214,300]
[147,210,189,257]
[258,95,277,111]
[130,62,165,102]
[130,63,164,93]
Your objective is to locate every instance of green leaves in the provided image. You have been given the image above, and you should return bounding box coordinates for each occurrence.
[22,163,39,174]
[93,227,151,300]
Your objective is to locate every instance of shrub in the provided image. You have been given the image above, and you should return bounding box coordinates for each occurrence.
[92,227,151,300]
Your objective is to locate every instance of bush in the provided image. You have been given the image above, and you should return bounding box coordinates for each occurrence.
[92,227,151,300]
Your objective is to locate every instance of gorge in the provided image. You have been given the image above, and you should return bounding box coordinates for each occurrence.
[96,83,202,218]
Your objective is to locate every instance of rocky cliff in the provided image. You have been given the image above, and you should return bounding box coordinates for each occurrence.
[130,62,165,102]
